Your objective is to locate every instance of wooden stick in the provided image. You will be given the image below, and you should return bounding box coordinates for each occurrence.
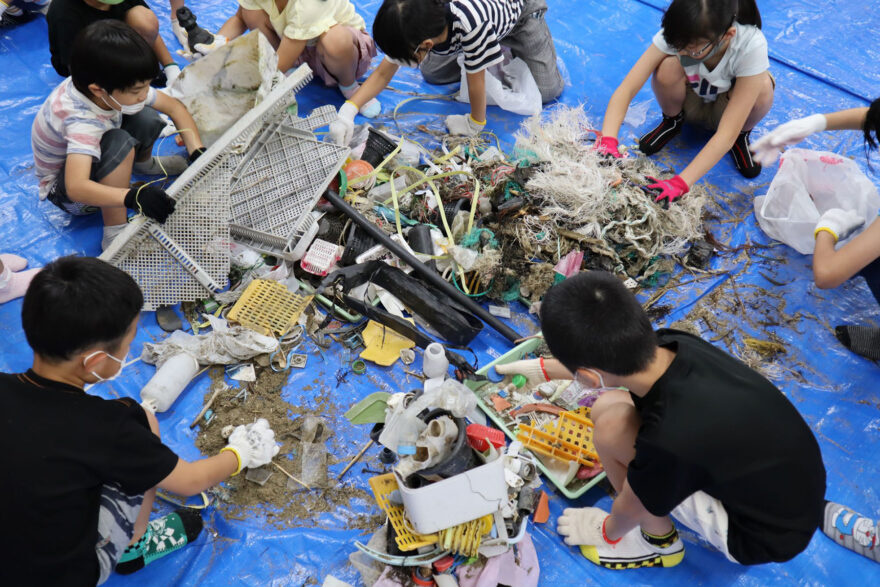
[272,461,311,490]
[189,386,222,429]
[337,440,374,480]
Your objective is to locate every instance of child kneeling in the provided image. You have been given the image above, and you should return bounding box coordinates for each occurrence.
[32,21,206,251]
[0,256,278,585]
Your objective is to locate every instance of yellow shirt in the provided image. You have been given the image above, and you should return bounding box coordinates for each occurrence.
[238,0,366,43]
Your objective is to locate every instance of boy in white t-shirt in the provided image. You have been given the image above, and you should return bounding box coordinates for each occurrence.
[594,0,774,204]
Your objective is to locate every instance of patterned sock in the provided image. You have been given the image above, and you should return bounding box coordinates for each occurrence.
[339,82,381,119]
[115,509,203,575]
[822,501,880,563]
[835,326,880,361]
[729,130,762,179]
[641,527,680,549]
[638,111,684,156]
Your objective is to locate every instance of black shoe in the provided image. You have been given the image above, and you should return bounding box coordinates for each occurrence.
[638,111,684,156]
[730,130,762,179]
[0,9,38,27]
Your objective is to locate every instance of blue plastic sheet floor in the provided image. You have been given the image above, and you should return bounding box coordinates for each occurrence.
[2,0,879,584]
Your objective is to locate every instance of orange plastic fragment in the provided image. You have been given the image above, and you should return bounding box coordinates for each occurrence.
[533,491,550,524]
[490,394,512,412]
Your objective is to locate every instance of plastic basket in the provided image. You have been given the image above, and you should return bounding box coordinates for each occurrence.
[465,336,607,499]
[368,473,438,552]
[227,105,349,260]
[300,239,340,276]
[226,279,312,336]
[517,410,598,467]
[99,65,315,310]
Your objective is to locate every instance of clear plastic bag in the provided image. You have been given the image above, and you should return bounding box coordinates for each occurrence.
[754,149,880,254]
[456,54,542,116]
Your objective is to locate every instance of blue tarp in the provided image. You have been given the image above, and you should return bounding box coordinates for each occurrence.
[2,0,879,584]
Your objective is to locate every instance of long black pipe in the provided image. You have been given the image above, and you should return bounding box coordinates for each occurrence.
[323,189,521,344]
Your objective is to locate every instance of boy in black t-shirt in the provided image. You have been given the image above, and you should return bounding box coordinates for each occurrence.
[498,271,828,568]
[47,0,181,85]
[0,256,280,585]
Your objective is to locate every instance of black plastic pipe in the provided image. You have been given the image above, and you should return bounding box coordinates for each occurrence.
[323,189,521,344]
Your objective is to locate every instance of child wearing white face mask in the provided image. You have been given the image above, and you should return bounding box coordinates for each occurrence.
[1,256,281,585]
[32,21,206,251]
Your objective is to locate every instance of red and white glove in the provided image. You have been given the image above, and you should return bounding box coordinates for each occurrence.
[494,357,551,386]
[644,175,689,204]
[594,136,623,159]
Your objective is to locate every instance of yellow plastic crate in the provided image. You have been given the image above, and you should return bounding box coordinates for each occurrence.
[437,514,493,558]
[517,410,599,467]
[368,474,438,552]
[227,279,312,336]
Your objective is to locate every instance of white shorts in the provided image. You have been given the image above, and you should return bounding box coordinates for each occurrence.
[671,491,739,564]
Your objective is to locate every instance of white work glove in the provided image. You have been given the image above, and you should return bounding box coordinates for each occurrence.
[171,19,188,49]
[163,64,181,89]
[177,34,227,61]
[815,208,865,243]
[445,113,485,137]
[557,507,608,546]
[328,101,357,146]
[494,358,550,386]
[751,114,827,166]
[224,418,280,472]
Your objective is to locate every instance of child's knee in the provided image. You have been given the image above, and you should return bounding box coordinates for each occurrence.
[96,129,137,177]
[654,56,685,85]
[538,74,564,103]
[318,26,354,59]
[240,8,271,31]
[594,403,639,450]
[125,6,160,42]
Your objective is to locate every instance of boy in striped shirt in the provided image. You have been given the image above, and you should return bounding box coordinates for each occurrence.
[328,0,563,144]
[32,20,206,250]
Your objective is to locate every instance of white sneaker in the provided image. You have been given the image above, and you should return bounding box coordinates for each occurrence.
[580,525,685,570]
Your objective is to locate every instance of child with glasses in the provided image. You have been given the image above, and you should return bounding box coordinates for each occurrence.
[595,0,774,204]
[327,0,564,145]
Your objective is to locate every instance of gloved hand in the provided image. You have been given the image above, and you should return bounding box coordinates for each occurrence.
[494,358,550,386]
[594,135,622,159]
[163,64,181,88]
[171,19,189,49]
[644,175,689,205]
[193,34,227,57]
[124,185,176,223]
[446,113,485,137]
[750,114,827,166]
[814,208,865,243]
[557,507,609,546]
[188,147,206,163]
[224,418,280,473]
[328,101,357,146]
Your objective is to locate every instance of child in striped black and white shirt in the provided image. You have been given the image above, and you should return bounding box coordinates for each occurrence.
[328,0,563,144]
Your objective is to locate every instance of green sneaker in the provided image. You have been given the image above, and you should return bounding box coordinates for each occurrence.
[115,508,203,575]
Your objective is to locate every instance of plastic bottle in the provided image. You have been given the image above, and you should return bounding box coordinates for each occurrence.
[397,414,422,456]
[175,7,214,52]
[140,353,200,413]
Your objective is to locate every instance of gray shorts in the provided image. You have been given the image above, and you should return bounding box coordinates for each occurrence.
[95,482,143,585]
[420,0,564,103]
[47,107,166,216]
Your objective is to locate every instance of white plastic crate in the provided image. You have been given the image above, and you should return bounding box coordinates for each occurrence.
[300,239,341,276]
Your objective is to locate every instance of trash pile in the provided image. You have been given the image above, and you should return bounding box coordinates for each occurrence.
[343,342,543,586]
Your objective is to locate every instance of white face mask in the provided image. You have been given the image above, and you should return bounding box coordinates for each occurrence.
[102,92,147,115]
[83,350,129,382]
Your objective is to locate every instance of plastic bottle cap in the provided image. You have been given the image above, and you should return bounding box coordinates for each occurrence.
[512,374,527,388]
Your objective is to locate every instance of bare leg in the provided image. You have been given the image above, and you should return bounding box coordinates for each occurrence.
[216,7,250,40]
[591,390,673,536]
[100,147,135,227]
[738,71,775,131]
[316,25,358,87]
[169,0,184,19]
[125,6,175,66]
[239,7,281,49]
[650,56,687,117]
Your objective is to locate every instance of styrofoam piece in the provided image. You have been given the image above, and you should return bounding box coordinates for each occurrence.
[99,65,315,310]
[300,239,341,276]
[395,455,506,534]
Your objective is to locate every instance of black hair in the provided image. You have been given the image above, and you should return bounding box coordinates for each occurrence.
[662,0,761,50]
[864,98,880,154]
[22,256,143,361]
[539,271,657,376]
[373,0,448,63]
[69,20,159,96]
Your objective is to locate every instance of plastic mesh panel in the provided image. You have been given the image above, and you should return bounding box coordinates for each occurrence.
[368,473,438,552]
[227,279,312,336]
[517,410,598,467]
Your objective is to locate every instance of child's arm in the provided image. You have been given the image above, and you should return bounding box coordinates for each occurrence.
[347,59,399,110]
[825,107,869,131]
[677,73,766,186]
[158,452,239,496]
[603,479,659,540]
[600,45,669,139]
[752,107,869,166]
[64,154,128,207]
[216,8,249,41]
[446,70,488,136]
[813,211,880,289]
[276,36,308,73]
[152,92,205,157]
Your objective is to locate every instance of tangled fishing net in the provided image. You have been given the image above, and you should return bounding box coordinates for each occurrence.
[506,105,707,284]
